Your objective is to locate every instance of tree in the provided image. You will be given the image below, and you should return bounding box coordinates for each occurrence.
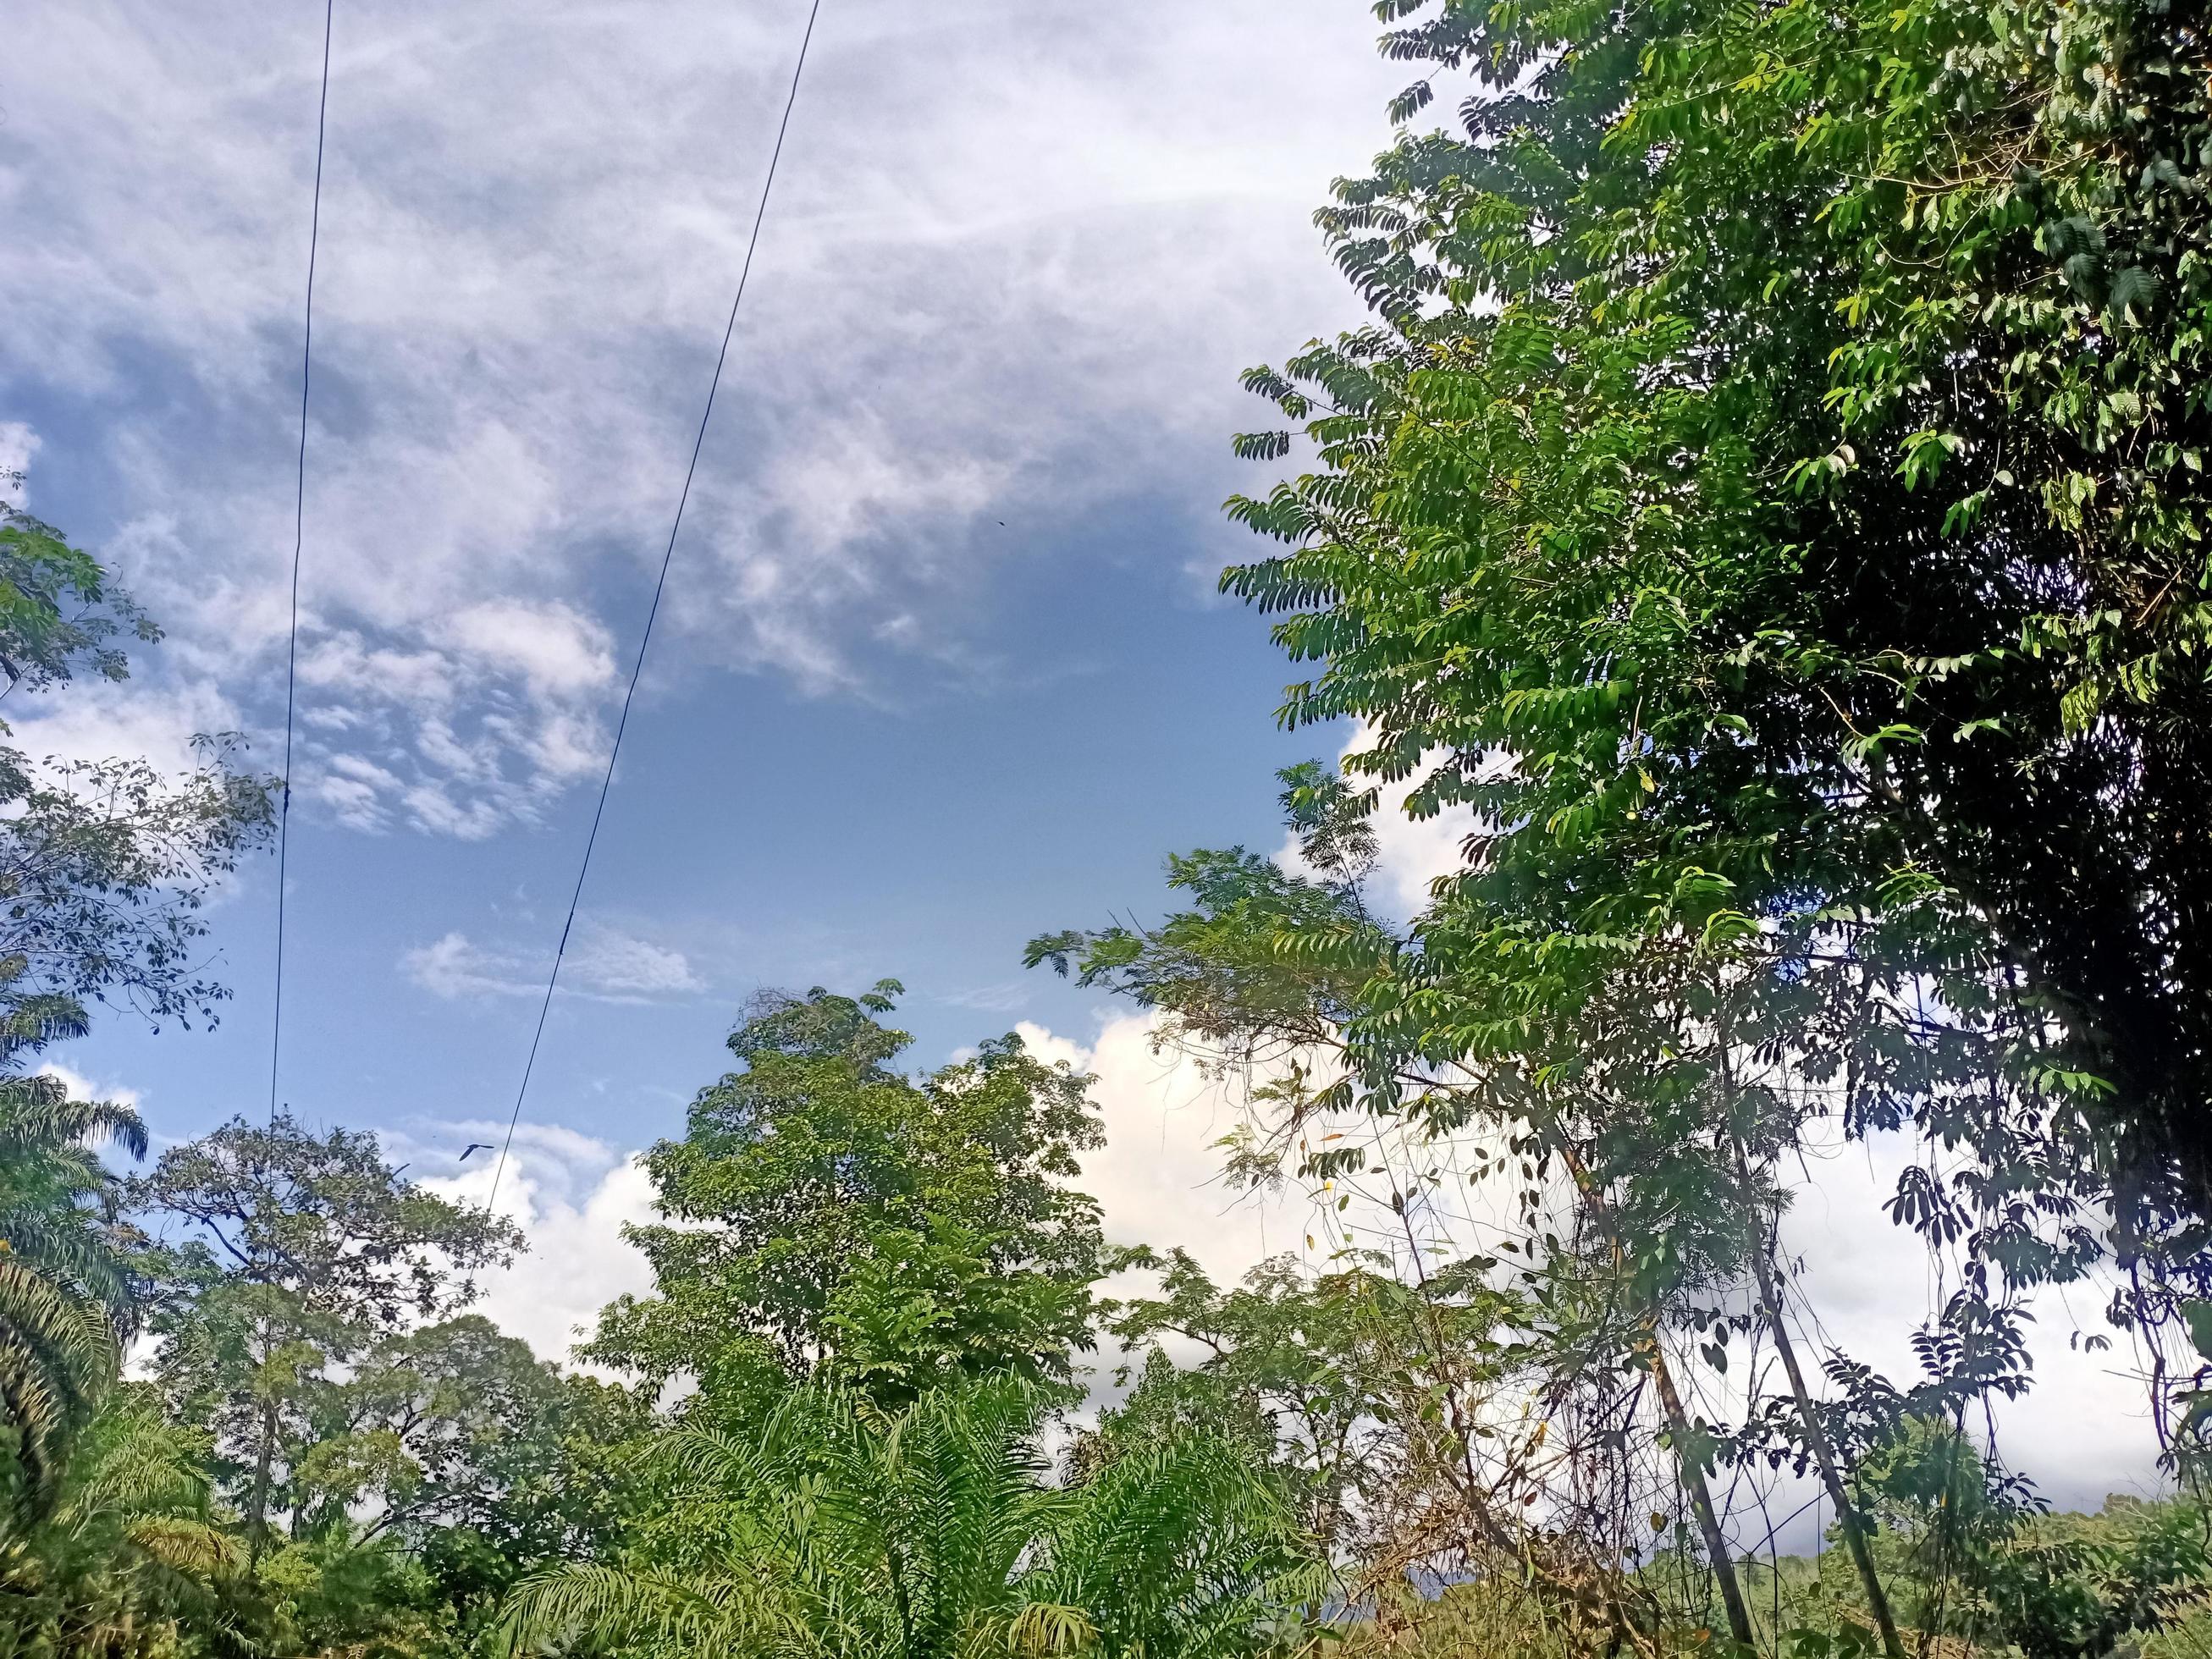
[0,1384,240,1658]
[130,1113,521,1564]
[0,499,276,1517]
[290,1316,649,1600]
[1211,0,2212,1367]
[0,742,279,1041]
[0,501,276,1042]
[0,488,158,701]
[588,984,1109,1410]
[499,1377,1321,1659]
[0,1080,146,1524]
[1103,1251,1389,1558]
[1034,769,1783,1645]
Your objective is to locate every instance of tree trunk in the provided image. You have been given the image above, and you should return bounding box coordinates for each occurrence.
[1747,1228,1906,1659]
[245,1396,277,1568]
[1646,1331,1758,1649]
[1553,1135,1758,1651]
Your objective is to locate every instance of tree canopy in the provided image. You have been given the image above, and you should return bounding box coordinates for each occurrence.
[589,984,1110,1409]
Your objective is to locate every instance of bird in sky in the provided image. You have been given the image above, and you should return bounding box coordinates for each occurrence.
[457,1142,495,1162]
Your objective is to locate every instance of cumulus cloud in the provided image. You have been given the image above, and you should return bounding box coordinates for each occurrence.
[402,922,703,1003]
[120,999,2159,1518]
[1016,1013,1322,1287]
[392,1119,659,1364]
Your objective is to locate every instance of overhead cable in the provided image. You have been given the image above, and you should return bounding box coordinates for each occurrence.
[484,0,825,1215]
[269,0,337,1122]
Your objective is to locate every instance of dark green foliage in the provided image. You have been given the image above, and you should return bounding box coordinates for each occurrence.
[1203,0,2212,1450]
[0,1085,146,1524]
[1826,1426,2212,1659]
[0,1385,241,1656]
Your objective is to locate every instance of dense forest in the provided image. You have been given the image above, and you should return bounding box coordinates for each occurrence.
[8,0,2212,1653]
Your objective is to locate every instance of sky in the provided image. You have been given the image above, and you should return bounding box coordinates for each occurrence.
[2,0,2170,1526]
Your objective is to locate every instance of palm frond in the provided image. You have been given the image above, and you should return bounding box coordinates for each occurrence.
[499,1559,800,1657]
[121,1514,241,1576]
[501,1379,1312,1659]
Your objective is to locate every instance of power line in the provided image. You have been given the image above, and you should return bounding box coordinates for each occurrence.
[270,0,336,1124]
[484,0,825,1216]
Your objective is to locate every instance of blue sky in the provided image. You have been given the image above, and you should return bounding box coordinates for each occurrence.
[3,0,2172,1517]
[4,0,1402,1145]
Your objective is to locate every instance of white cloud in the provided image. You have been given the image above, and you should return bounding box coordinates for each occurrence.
[36,1060,142,1116]
[392,1119,658,1365]
[939,979,1032,1015]
[1017,1013,1318,1287]
[3,0,1404,834]
[363,1010,2166,1518]
[284,617,614,837]
[1257,719,2167,1517]
[402,923,702,1002]
[1775,1122,2165,1516]
[402,931,530,999]
[440,600,616,700]
[565,927,704,998]
[0,424,38,502]
[3,673,250,778]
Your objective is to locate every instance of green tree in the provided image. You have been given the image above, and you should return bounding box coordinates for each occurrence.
[1208,0,2212,1367]
[0,488,158,700]
[1033,769,1777,1645]
[0,1080,146,1525]
[499,1377,1320,1659]
[0,742,279,1040]
[0,1384,240,1659]
[588,984,1109,1410]
[1035,0,2212,1627]
[0,501,276,1042]
[130,1113,521,1565]
[1106,1249,1453,1565]
[0,500,275,1515]
[289,1315,650,1614]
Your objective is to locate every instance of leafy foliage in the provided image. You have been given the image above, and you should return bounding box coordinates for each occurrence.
[589,984,1109,1409]
[0,495,275,1044]
[501,1377,1320,1659]
[0,1083,146,1524]
[16,0,2212,1648]
[0,743,278,1040]
[130,1113,523,1557]
[0,1385,241,1656]
[0,488,158,701]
